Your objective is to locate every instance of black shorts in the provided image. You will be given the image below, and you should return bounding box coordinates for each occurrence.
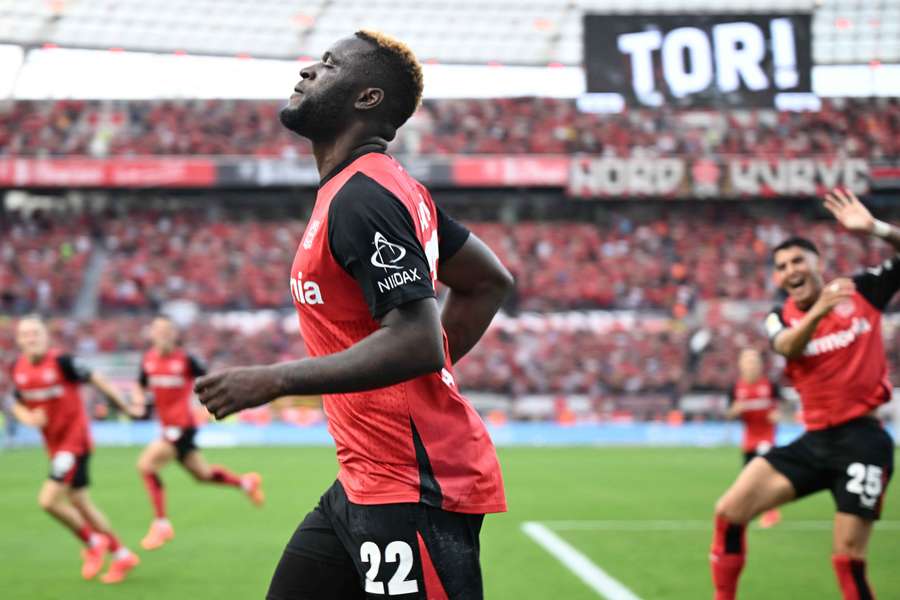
[765,417,894,520]
[267,480,485,600]
[162,426,198,462]
[742,441,774,466]
[48,451,90,489]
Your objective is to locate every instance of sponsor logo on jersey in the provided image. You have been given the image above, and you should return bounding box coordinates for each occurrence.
[371,231,406,270]
[803,317,872,357]
[15,373,28,386]
[148,374,187,388]
[19,385,65,401]
[377,268,422,294]
[290,272,324,305]
[834,299,856,318]
[43,368,56,383]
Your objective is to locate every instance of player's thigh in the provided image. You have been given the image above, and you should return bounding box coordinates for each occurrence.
[320,482,484,600]
[716,457,796,523]
[267,504,363,600]
[833,512,875,558]
[138,439,176,472]
[829,419,894,522]
[38,477,69,509]
[179,448,212,480]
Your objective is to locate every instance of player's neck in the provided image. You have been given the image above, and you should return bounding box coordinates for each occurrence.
[312,129,388,182]
[740,375,761,385]
[26,352,46,364]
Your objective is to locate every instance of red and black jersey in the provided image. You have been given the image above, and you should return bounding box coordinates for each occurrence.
[729,378,780,452]
[290,149,506,514]
[139,348,206,428]
[766,256,900,430]
[11,349,92,455]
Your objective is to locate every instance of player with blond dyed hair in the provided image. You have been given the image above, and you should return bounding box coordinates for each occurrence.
[195,31,512,599]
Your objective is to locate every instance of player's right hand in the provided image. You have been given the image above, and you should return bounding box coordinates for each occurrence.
[30,408,48,428]
[812,277,855,317]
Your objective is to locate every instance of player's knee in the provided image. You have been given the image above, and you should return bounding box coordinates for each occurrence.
[834,535,867,559]
[714,496,750,525]
[37,490,56,512]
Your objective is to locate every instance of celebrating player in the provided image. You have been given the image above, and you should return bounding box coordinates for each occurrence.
[10,316,140,584]
[710,189,897,600]
[195,31,512,599]
[134,315,264,551]
[725,348,783,529]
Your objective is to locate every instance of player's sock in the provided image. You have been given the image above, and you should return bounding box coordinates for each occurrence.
[832,555,875,600]
[208,465,242,488]
[710,515,746,600]
[105,532,122,552]
[142,472,167,518]
[76,524,95,545]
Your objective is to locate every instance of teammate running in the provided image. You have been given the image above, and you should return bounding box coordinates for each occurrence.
[10,316,140,584]
[726,348,782,528]
[133,315,264,551]
[195,31,512,599]
[710,189,897,600]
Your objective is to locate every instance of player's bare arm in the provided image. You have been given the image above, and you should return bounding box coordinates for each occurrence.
[725,400,746,419]
[196,296,445,419]
[90,372,142,418]
[771,279,855,358]
[11,400,46,428]
[824,188,900,252]
[438,233,513,364]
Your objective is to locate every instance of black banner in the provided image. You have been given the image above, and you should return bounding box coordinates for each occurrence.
[584,13,812,108]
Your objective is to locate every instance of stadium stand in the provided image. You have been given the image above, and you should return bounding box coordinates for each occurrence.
[2,98,898,158]
[3,0,898,65]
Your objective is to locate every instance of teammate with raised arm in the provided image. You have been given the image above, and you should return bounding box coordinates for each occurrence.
[710,189,898,600]
[195,31,512,599]
[10,316,141,584]
[134,315,264,551]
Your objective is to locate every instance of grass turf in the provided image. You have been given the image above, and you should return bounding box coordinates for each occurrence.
[1,445,898,599]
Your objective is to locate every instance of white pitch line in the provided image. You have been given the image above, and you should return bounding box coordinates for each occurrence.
[521,521,643,600]
[541,520,900,532]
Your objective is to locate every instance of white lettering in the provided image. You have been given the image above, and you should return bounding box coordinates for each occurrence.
[147,375,187,388]
[713,22,768,93]
[376,268,422,294]
[617,30,664,106]
[803,317,872,357]
[290,272,324,305]
[662,27,713,98]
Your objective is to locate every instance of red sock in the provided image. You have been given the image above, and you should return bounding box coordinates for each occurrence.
[142,472,166,519]
[209,465,242,488]
[832,555,875,600]
[710,516,746,600]
[76,524,94,545]
[105,532,122,552]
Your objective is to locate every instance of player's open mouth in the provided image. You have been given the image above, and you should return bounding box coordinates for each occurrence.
[787,277,806,291]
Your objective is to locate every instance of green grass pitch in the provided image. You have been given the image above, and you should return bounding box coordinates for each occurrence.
[1,446,898,599]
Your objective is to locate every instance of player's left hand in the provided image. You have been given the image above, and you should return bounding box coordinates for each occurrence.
[823,188,874,234]
[194,366,279,420]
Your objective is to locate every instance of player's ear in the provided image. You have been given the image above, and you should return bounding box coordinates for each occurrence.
[355,87,384,111]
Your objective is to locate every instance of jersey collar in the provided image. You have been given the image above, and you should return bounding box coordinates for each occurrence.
[319,145,386,186]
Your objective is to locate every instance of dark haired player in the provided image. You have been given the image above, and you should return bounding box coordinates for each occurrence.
[195,30,512,599]
[133,315,264,551]
[10,316,140,584]
[726,348,782,529]
[710,189,897,600]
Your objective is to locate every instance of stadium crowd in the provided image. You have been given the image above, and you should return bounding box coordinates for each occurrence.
[2,98,898,159]
[4,209,894,314]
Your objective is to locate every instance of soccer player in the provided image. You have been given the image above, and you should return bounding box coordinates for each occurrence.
[10,316,140,584]
[195,31,512,599]
[133,315,264,551]
[710,189,897,600]
[726,348,782,529]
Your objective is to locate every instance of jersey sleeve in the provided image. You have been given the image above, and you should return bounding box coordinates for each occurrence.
[57,355,92,383]
[436,204,470,265]
[328,172,436,319]
[187,354,207,377]
[764,306,788,347]
[853,255,900,311]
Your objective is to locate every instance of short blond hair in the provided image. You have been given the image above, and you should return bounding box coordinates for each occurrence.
[355,30,424,133]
